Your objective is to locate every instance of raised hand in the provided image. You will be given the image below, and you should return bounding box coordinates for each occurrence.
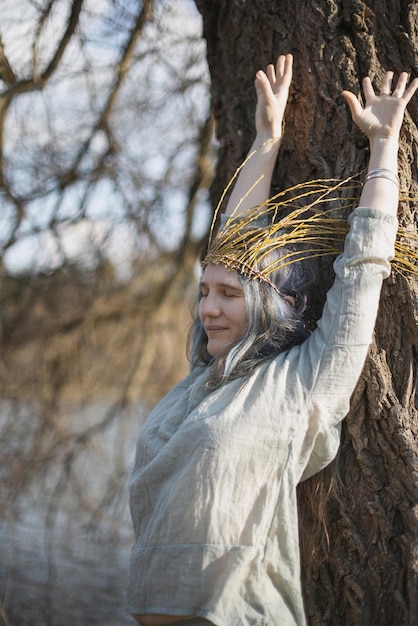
[254,53,293,140]
[342,71,418,139]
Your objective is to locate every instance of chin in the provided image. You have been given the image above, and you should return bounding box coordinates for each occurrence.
[208,342,232,358]
[207,342,222,357]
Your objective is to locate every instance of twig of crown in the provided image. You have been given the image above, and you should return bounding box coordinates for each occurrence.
[203,168,418,280]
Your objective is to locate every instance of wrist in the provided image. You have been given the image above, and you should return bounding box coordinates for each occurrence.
[364,168,399,188]
[253,131,282,152]
[368,134,399,172]
[369,133,399,151]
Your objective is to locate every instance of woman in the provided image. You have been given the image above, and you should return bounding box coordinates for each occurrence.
[128,54,418,626]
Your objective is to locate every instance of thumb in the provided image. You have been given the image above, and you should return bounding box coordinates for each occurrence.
[255,70,270,97]
[341,90,363,120]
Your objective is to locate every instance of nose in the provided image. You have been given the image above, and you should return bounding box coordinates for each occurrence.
[199,292,221,320]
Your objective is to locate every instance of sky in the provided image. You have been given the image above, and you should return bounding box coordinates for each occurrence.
[1,0,213,278]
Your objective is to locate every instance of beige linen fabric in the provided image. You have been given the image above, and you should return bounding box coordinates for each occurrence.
[128,207,397,626]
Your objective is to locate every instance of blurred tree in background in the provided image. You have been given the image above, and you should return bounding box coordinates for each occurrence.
[0,1,212,623]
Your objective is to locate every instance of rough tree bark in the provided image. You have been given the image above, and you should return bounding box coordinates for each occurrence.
[194,1,418,624]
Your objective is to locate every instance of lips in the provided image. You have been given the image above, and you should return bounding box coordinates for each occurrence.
[205,326,227,333]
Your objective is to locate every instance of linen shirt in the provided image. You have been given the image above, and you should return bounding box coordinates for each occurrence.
[128,207,397,625]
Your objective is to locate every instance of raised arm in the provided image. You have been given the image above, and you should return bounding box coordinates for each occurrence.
[225,54,293,216]
[298,69,418,447]
[342,71,418,216]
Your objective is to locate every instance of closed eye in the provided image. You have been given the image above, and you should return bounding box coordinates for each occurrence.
[199,281,243,299]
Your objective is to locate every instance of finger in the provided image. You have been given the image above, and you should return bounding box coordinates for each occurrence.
[392,72,408,98]
[255,69,272,98]
[266,63,276,85]
[402,76,418,104]
[274,53,293,90]
[282,53,293,80]
[342,89,364,119]
[379,71,394,95]
[362,76,376,101]
[276,54,286,78]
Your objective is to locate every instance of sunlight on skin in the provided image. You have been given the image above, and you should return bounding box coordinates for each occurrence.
[199,264,248,356]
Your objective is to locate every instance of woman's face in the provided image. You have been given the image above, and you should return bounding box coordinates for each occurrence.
[199,264,247,357]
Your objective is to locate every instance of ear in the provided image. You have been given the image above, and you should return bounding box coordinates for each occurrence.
[283,293,296,308]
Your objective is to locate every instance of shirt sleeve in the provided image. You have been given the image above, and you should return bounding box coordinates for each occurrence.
[295,207,398,480]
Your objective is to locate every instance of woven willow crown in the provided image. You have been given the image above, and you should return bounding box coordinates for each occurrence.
[201,149,418,287]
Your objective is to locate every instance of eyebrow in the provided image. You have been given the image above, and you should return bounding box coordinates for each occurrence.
[199,279,243,291]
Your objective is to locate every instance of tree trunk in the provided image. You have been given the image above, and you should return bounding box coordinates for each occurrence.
[194,1,418,624]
